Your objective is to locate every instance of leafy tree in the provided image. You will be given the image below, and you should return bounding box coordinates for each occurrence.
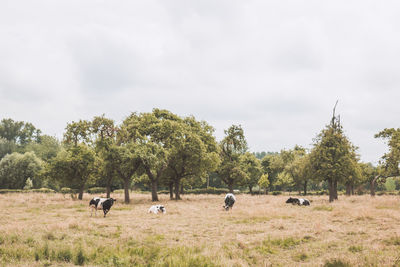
[0,137,17,159]
[375,128,400,177]
[240,152,262,194]
[309,107,360,202]
[52,120,96,200]
[49,145,96,199]
[258,173,270,194]
[217,125,248,193]
[166,116,219,200]
[119,110,172,201]
[385,177,396,191]
[0,118,41,145]
[284,149,313,195]
[23,135,61,162]
[0,152,43,189]
[24,178,33,190]
[91,115,119,198]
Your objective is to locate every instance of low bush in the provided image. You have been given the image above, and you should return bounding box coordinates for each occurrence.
[32,188,55,193]
[272,191,282,195]
[87,187,106,194]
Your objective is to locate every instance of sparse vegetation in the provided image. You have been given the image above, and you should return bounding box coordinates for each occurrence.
[1,193,400,266]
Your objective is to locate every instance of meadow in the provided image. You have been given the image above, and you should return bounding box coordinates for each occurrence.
[1,193,400,267]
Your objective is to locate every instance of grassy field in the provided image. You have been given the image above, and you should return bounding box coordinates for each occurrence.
[1,193,400,266]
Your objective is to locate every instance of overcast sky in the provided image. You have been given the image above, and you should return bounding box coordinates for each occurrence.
[1,1,399,164]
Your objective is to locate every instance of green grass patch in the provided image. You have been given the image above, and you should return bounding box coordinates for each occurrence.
[233,216,270,224]
[384,236,400,246]
[313,205,333,211]
[348,245,363,253]
[324,258,351,267]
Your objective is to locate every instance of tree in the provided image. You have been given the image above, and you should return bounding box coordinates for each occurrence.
[258,174,270,194]
[166,116,219,200]
[91,115,119,198]
[284,149,313,195]
[0,118,41,145]
[240,152,262,194]
[49,145,96,199]
[217,125,248,193]
[309,104,360,202]
[0,152,43,189]
[23,135,61,162]
[119,110,172,202]
[54,120,95,200]
[375,128,400,176]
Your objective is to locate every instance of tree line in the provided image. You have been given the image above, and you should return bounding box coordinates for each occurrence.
[0,108,399,203]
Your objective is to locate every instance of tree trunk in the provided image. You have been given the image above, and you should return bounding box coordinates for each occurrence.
[249,186,253,195]
[180,184,184,195]
[124,178,130,204]
[328,179,334,202]
[169,182,174,200]
[228,183,233,193]
[151,180,159,201]
[333,179,338,200]
[351,185,354,195]
[370,175,380,197]
[174,179,181,200]
[303,180,307,196]
[78,185,84,200]
[265,188,268,195]
[345,184,351,196]
[106,185,111,198]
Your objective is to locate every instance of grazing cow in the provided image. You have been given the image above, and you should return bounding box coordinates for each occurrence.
[148,205,166,214]
[89,197,116,217]
[286,197,310,206]
[223,193,236,211]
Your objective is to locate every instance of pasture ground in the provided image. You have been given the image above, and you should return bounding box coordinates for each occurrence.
[1,193,400,266]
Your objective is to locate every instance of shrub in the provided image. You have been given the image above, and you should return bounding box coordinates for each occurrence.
[60,187,73,194]
[272,191,282,195]
[324,258,351,267]
[74,247,86,266]
[87,187,106,194]
[32,188,55,193]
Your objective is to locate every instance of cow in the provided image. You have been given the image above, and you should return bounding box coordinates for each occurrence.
[89,197,116,217]
[223,193,236,211]
[148,205,166,214]
[286,197,310,206]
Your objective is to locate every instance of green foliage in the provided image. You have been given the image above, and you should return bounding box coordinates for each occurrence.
[309,113,360,201]
[240,152,262,192]
[23,135,61,162]
[385,177,396,191]
[323,258,351,267]
[258,173,270,192]
[48,144,96,198]
[0,152,43,189]
[375,128,400,177]
[24,178,33,190]
[217,125,248,192]
[87,187,107,194]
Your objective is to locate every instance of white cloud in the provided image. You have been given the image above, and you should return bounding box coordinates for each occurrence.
[1,0,399,164]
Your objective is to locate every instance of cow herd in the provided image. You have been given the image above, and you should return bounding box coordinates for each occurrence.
[89,194,310,218]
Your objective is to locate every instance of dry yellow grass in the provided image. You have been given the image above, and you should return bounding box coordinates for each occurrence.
[1,193,400,266]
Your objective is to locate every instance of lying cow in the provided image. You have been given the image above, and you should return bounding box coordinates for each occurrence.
[223,193,236,211]
[148,205,166,214]
[286,197,310,206]
[89,197,116,217]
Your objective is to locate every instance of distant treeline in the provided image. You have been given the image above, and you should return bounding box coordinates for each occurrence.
[0,109,399,203]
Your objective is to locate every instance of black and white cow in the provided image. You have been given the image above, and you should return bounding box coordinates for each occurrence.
[89,197,116,217]
[148,205,166,214]
[286,197,310,206]
[223,193,236,211]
